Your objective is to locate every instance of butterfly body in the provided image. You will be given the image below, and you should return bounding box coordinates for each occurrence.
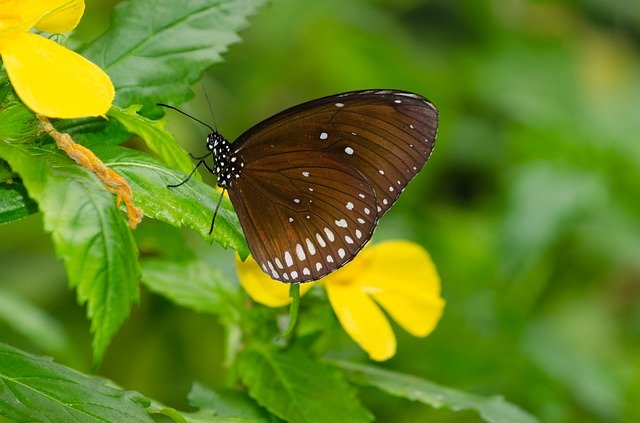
[196,89,438,283]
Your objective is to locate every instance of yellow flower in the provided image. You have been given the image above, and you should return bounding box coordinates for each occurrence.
[236,240,445,361]
[0,0,114,118]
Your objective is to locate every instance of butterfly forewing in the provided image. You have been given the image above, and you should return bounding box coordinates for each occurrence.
[233,90,437,218]
[228,152,378,282]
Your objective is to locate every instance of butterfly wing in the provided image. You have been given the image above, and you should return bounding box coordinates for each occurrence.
[228,90,438,282]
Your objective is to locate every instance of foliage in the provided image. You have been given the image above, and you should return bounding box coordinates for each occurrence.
[1,0,639,422]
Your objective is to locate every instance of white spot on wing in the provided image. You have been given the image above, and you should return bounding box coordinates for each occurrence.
[338,248,346,259]
[284,251,293,267]
[335,102,344,107]
[345,236,354,244]
[327,255,334,263]
[275,258,284,269]
[302,171,310,177]
[346,202,354,210]
[296,244,306,261]
[344,147,354,155]
[316,233,326,247]
[291,270,299,279]
[316,262,323,271]
[303,267,311,276]
[319,132,328,140]
[335,219,348,228]
[306,238,316,255]
[294,198,300,204]
[364,207,370,215]
[357,218,365,224]
[324,227,335,242]
[355,229,362,239]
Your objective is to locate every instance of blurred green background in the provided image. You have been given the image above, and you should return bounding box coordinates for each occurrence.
[2,0,640,421]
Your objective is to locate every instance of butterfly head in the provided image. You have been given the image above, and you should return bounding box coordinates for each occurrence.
[206,131,243,188]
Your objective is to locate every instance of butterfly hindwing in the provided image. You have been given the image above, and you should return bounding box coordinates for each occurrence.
[228,151,378,282]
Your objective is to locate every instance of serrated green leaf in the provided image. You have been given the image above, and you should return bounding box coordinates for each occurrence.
[0,181,38,225]
[238,347,373,423]
[82,0,266,107]
[0,342,152,423]
[0,141,140,368]
[108,105,196,175]
[141,258,242,318]
[331,360,539,423]
[88,143,249,258]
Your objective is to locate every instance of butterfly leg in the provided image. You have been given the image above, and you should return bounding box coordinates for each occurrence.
[209,187,226,234]
[167,157,210,188]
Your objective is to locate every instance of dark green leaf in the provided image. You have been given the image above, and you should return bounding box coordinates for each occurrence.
[82,0,266,107]
[238,347,373,423]
[331,360,538,423]
[89,144,248,257]
[187,382,275,422]
[0,181,38,225]
[0,141,140,368]
[0,342,152,423]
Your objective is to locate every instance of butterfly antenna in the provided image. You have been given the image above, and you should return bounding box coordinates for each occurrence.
[201,84,218,131]
[157,103,216,132]
[209,188,226,234]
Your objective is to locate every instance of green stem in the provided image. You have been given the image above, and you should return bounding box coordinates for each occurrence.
[280,284,300,339]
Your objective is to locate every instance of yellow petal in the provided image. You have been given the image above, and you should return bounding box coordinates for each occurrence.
[236,254,313,308]
[2,32,114,118]
[357,241,445,337]
[0,0,83,35]
[325,278,396,361]
[34,0,85,33]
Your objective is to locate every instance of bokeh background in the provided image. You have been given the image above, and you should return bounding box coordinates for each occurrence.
[1,0,639,421]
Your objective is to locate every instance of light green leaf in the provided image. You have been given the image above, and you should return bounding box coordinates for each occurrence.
[88,143,248,257]
[0,141,140,368]
[0,342,152,422]
[82,0,266,107]
[0,288,68,355]
[141,258,242,318]
[238,347,373,423]
[331,360,538,423]
[108,105,196,175]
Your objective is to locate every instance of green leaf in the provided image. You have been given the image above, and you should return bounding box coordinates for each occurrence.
[331,360,539,423]
[82,0,266,108]
[0,180,38,225]
[108,105,196,176]
[89,143,248,258]
[187,382,275,422]
[238,347,373,423]
[0,288,68,355]
[141,258,242,318]
[0,141,140,368]
[0,342,152,422]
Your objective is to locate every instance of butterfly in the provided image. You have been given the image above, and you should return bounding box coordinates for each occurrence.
[164,90,438,283]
